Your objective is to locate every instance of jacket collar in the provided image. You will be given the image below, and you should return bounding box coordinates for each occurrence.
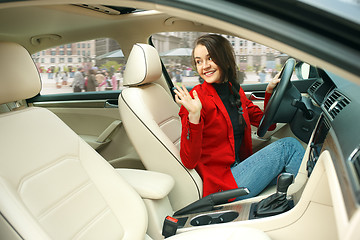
[201,81,230,117]
[201,81,235,152]
[201,81,217,97]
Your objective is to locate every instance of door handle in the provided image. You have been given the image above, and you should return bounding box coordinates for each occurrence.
[96,120,122,143]
[250,93,265,101]
[105,100,118,108]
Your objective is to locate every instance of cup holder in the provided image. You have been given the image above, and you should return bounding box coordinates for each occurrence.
[190,211,239,226]
[190,215,212,226]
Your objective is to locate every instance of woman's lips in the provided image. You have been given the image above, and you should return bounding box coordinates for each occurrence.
[204,70,216,77]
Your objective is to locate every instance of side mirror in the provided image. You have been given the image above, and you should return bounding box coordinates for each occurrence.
[295,62,318,79]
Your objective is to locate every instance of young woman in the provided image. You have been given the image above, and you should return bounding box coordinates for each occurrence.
[174,34,304,199]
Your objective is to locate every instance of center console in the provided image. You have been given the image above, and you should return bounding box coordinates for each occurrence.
[173,173,295,229]
[174,202,252,228]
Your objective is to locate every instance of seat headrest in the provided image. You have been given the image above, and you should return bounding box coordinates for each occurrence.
[123,43,162,86]
[0,42,41,105]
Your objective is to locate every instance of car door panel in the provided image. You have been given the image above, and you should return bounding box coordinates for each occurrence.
[244,83,312,152]
[31,98,144,170]
[244,91,286,151]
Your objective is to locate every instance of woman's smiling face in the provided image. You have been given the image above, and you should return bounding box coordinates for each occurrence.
[194,44,222,84]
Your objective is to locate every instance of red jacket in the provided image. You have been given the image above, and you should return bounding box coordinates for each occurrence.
[179,81,273,197]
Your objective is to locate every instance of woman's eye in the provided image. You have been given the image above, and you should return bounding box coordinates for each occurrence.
[209,57,212,61]
[196,60,202,65]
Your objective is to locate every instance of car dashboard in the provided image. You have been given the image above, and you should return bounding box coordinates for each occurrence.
[306,68,360,223]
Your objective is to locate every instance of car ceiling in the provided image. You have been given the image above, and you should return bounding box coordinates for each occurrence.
[0,1,359,84]
[0,5,154,53]
[0,3,219,56]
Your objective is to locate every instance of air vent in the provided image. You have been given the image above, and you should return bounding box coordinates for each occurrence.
[323,90,350,120]
[308,80,322,94]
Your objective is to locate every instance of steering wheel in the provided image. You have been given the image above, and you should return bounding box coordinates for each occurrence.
[257,58,297,137]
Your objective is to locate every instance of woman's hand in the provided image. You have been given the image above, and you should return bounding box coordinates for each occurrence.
[174,85,202,124]
[266,72,281,94]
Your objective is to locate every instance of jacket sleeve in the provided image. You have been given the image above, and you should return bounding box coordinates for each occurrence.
[178,105,204,169]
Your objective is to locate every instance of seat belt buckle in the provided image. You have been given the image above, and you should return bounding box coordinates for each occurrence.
[162,216,178,238]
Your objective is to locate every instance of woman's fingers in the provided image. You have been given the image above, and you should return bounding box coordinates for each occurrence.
[173,88,181,97]
[181,85,188,94]
[174,91,181,103]
[175,85,191,100]
[174,86,185,100]
[175,85,184,96]
[180,85,190,99]
[192,90,199,100]
[174,85,182,94]
[266,73,282,93]
[174,86,202,116]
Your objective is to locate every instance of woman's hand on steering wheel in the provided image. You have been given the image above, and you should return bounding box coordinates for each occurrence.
[266,72,281,94]
[257,58,298,137]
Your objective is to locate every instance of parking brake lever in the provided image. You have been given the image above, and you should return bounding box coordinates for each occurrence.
[173,187,249,216]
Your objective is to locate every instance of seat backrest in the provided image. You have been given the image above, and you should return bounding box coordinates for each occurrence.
[118,43,203,211]
[0,42,148,240]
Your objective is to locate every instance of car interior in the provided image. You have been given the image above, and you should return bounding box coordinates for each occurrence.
[0,1,359,240]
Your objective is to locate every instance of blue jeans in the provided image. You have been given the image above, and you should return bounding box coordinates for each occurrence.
[231,137,304,200]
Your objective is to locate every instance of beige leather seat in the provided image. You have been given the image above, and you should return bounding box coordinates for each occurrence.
[0,42,270,240]
[118,44,203,211]
[0,42,148,240]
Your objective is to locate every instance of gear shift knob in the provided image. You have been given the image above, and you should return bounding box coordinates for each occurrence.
[254,173,295,218]
[277,173,294,194]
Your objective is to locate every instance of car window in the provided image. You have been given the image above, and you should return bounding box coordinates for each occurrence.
[32,38,126,95]
[152,32,297,89]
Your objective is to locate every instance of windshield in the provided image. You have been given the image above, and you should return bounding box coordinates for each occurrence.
[299,0,360,24]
